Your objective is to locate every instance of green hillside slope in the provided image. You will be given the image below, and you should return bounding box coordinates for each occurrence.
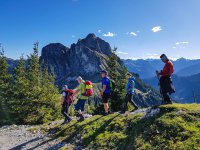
[37,104,200,150]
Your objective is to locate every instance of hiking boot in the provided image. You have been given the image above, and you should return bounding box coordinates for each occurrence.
[103,112,109,116]
[79,115,84,122]
[76,113,80,118]
[67,118,72,123]
[119,111,125,114]
[108,110,114,114]
[62,119,69,125]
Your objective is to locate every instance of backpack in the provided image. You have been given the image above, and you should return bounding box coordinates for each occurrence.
[63,89,75,106]
[84,80,94,97]
[127,78,135,93]
[109,79,115,91]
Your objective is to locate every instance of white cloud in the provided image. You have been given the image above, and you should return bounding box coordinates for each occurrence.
[130,32,137,36]
[175,42,189,45]
[117,51,128,55]
[124,57,140,60]
[182,42,189,44]
[145,53,160,59]
[102,32,116,37]
[152,26,162,32]
[172,46,176,49]
[98,30,101,33]
[174,42,189,49]
[170,57,180,61]
[126,32,137,37]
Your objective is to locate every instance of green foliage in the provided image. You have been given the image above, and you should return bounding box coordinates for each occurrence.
[8,55,29,123]
[39,104,200,150]
[107,48,128,111]
[0,46,12,124]
[1,43,61,125]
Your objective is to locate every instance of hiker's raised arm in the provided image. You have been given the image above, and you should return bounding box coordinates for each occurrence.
[74,89,80,96]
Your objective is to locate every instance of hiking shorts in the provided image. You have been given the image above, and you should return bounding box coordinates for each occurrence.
[75,99,86,112]
[102,93,110,103]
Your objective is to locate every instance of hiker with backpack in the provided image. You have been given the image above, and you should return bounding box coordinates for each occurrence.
[73,76,93,121]
[156,54,175,104]
[61,85,74,124]
[100,70,111,116]
[120,73,139,114]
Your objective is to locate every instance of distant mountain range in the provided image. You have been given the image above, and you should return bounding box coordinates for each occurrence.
[123,58,200,79]
[124,58,200,103]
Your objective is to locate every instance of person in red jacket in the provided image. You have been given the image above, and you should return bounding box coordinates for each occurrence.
[156,54,175,104]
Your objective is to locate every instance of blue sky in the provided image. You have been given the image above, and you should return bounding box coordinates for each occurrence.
[0,0,200,59]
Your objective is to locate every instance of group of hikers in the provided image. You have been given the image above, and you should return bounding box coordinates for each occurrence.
[61,54,175,124]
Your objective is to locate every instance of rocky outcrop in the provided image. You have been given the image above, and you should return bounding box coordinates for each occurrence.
[40,33,115,88]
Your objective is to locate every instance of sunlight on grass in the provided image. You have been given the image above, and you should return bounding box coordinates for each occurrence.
[36,104,200,150]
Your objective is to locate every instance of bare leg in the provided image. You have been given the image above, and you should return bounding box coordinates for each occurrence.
[130,94,139,109]
[104,103,109,113]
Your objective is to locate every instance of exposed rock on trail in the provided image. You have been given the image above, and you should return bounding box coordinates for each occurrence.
[0,115,94,150]
[0,123,72,150]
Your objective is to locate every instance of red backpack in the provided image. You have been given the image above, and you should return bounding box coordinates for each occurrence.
[84,80,94,97]
[65,89,75,106]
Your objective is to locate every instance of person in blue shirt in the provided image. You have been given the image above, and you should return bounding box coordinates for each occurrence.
[100,70,111,115]
[121,73,138,113]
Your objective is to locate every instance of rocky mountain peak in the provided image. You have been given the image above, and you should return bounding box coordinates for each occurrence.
[40,34,114,88]
[41,43,69,58]
[73,33,112,56]
[86,33,97,39]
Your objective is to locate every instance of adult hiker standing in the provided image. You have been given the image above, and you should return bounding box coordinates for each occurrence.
[156,54,175,104]
[73,76,88,122]
[121,73,138,114]
[61,85,73,124]
[100,70,111,115]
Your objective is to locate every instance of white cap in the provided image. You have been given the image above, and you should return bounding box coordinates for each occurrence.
[63,85,68,90]
[76,76,83,81]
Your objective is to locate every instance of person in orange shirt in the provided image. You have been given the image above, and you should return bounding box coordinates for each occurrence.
[156,54,175,104]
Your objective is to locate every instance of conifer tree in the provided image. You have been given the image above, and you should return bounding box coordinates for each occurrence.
[0,43,61,125]
[22,42,41,123]
[116,66,128,107]
[107,47,119,84]
[23,43,60,124]
[9,55,29,123]
[0,46,12,124]
[38,66,61,123]
[107,48,128,111]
